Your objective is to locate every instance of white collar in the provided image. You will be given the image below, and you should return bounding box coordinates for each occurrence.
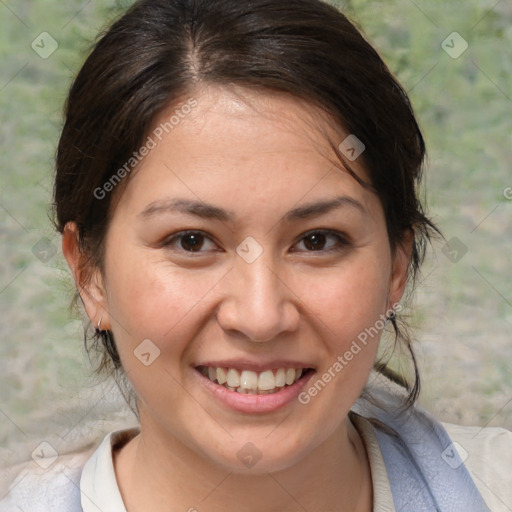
[80,427,139,512]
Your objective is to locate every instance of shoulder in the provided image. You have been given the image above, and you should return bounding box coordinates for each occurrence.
[0,446,95,511]
[1,427,140,512]
[443,422,512,511]
[354,379,512,510]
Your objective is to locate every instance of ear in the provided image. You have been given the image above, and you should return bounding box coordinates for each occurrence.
[62,222,111,330]
[387,229,413,310]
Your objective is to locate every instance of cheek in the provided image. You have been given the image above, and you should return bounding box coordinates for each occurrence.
[294,262,389,425]
[104,254,223,361]
[304,257,391,341]
[104,260,223,418]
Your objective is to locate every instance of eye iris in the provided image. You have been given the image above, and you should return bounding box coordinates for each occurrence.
[304,233,326,251]
[181,233,203,251]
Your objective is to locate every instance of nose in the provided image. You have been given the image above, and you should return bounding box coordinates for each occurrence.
[216,255,300,343]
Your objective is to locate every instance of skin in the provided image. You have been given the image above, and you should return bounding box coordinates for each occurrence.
[63,84,411,511]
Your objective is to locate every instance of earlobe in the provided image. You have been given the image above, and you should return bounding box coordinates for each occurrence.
[62,222,111,330]
[388,229,413,309]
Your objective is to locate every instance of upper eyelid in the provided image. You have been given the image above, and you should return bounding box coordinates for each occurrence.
[295,229,348,241]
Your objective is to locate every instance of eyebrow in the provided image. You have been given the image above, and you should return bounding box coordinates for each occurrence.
[138,196,366,222]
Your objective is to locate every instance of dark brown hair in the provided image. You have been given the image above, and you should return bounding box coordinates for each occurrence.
[53,0,439,408]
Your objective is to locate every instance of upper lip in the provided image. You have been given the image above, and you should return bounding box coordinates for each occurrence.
[195,360,315,372]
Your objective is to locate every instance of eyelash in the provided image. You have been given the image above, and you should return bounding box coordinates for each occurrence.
[162,229,350,255]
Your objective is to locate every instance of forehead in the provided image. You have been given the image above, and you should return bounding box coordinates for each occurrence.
[116,84,377,218]
[149,84,357,165]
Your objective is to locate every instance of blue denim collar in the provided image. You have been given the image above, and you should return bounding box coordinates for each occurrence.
[352,385,490,511]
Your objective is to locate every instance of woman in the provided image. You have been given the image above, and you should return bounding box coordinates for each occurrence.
[3,0,510,510]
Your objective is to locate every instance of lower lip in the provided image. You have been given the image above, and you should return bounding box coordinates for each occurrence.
[193,368,315,414]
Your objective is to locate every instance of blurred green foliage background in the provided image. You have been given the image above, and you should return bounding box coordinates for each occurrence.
[0,0,511,460]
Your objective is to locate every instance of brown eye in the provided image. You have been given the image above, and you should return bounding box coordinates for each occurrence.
[303,232,328,251]
[180,232,205,252]
[163,231,218,253]
[294,230,349,253]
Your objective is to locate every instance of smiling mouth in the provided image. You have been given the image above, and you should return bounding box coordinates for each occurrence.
[196,366,314,395]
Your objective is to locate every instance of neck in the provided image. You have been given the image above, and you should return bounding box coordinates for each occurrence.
[114,415,372,512]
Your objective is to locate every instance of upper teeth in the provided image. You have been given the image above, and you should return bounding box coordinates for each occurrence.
[200,366,305,394]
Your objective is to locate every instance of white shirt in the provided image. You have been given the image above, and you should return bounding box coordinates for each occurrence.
[2,419,511,511]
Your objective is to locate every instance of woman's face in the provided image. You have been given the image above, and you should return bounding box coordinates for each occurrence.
[77,85,409,473]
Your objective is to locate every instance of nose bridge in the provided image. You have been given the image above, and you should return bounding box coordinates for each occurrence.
[218,250,298,342]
